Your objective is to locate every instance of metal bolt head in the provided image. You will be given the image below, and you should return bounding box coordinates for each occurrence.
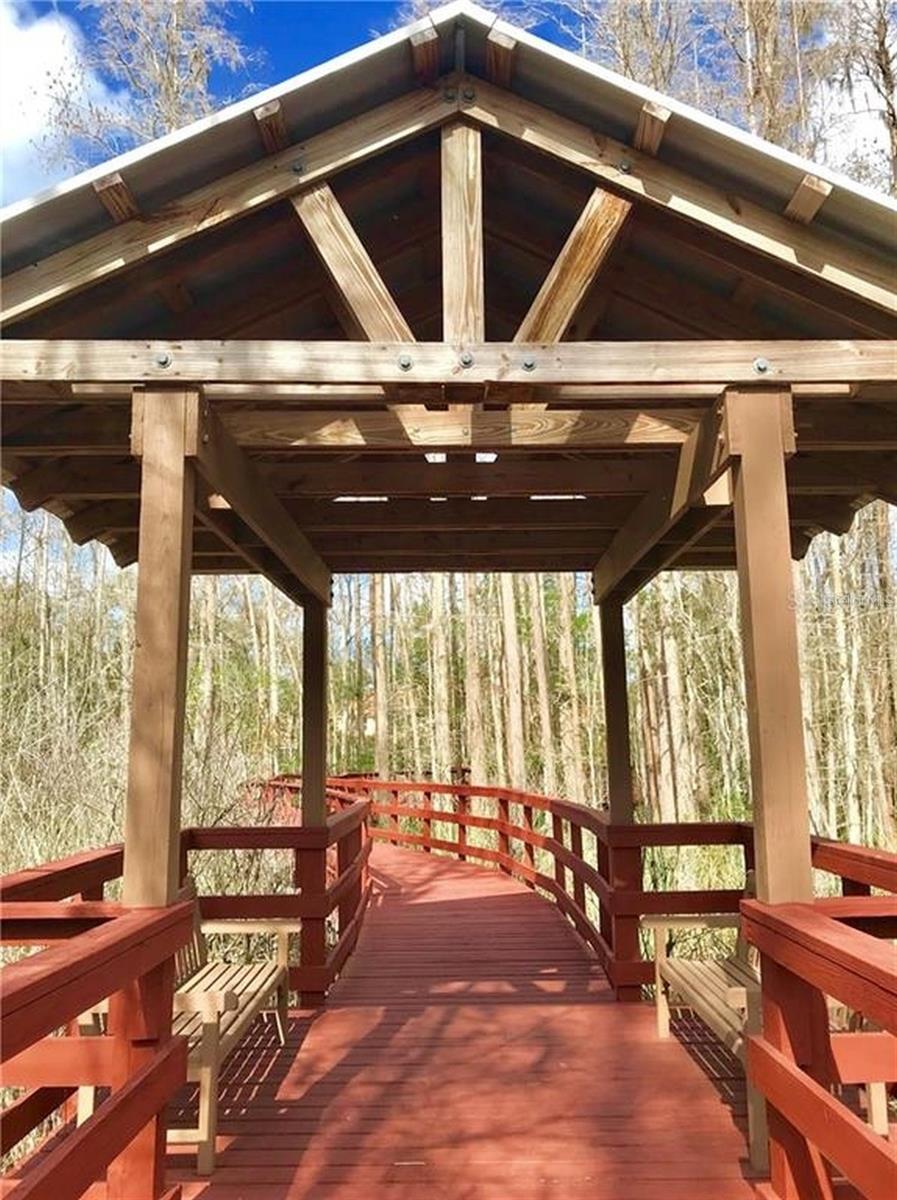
[291,161,304,175]
[619,160,632,174]
[443,87,457,103]
[398,353,413,372]
[459,350,474,368]
[155,351,172,368]
[462,86,476,101]
[522,355,536,372]
[753,356,770,374]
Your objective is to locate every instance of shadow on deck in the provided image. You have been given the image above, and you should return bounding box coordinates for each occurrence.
[167,844,764,1199]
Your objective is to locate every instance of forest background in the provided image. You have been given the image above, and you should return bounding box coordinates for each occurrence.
[2,0,895,884]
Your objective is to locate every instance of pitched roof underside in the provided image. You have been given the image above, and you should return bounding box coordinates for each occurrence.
[1,3,895,592]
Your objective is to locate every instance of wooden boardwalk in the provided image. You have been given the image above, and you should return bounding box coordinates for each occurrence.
[168,843,764,1199]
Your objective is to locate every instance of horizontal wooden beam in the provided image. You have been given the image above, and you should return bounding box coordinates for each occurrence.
[220,406,696,449]
[1,86,456,325]
[4,340,894,385]
[463,77,896,316]
[184,402,331,604]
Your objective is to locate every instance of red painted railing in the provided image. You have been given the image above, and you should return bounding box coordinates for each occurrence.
[1,799,371,1195]
[1,899,193,1198]
[180,797,370,1003]
[743,897,897,1200]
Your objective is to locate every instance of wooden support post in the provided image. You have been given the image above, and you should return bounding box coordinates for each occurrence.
[302,598,328,827]
[300,596,328,1007]
[497,795,510,872]
[522,804,535,879]
[552,813,566,890]
[600,598,635,823]
[457,794,469,861]
[123,388,197,908]
[759,955,833,1198]
[728,388,813,903]
[608,845,643,1002]
[422,790,432,852]
[337,825,362,937]
[106,960,175,1200]
[297,847,326,1009]
[389,789,400,844]
[570,823,587,912]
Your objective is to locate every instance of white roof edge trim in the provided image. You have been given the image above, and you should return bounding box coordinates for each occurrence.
[486,6,897,215]
[2,0,894,229]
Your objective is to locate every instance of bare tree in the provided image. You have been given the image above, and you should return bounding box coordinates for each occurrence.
[39,0,255,171]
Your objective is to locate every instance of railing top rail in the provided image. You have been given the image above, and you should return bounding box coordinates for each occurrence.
[810,837,897,892]
[0,845,124,902]
[742,898,897,1035]
[1,902,193,1061]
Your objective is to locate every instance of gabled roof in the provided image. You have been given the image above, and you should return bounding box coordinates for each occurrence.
[3,0,895,274]
[1,2,894,596]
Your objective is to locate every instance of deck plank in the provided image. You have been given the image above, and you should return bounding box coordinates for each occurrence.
[164,844,763,1198]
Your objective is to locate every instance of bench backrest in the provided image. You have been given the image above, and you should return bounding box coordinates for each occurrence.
[175,876,208,985]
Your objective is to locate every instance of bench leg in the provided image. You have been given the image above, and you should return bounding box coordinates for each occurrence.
[653,930,671,1039]
[76,1009,104,1125]
[196,1022,220,1176]
[274,979,289,1047]
[866,1082,889,1136]
[746,1081,769,1172]
[745,989,769,1173]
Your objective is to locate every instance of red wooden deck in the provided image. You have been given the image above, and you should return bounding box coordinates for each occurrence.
[167,843,763,1199]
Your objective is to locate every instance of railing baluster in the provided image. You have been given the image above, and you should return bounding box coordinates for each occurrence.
[552,813,566,891]
[498,794,510,872]
[522,804,535,881]
[458,793,469,862]
[422,790,432,852]
[570,822,586,912]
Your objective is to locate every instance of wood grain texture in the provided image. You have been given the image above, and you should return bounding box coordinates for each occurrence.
[2,87,454,324]
[5,340,895,384]
[441,122,485,343]
[515,187,631,342]
[464,77,897,316]
[292,184,414,343]
[730,390,813,904]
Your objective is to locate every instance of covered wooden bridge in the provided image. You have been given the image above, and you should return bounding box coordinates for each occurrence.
[1,3,896,1198]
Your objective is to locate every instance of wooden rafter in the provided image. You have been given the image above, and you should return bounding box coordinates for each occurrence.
[253,99,290,154]
[632,101,670,155]
[515,187,632,344]
[1,87,456,325]
[462,77,897,316]
[292,184,415,342]
[5,340,895,385]
[484,27,516,87]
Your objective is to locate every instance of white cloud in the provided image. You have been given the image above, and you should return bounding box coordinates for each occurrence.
[0,0,118,205]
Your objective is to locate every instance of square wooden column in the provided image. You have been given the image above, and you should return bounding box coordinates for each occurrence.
[302,597,328,827]
[299,596,329,1006]
[123,388,197,907]
[599,598,635,823]
[599,597,641,1000]
[728,388,813,903]
[112,388,196,1199]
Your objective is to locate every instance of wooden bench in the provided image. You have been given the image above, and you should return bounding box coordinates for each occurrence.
[81,884,290,1175]
[644,912,769,1172]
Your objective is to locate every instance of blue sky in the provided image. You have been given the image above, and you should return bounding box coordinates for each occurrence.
[3,1,557,206]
